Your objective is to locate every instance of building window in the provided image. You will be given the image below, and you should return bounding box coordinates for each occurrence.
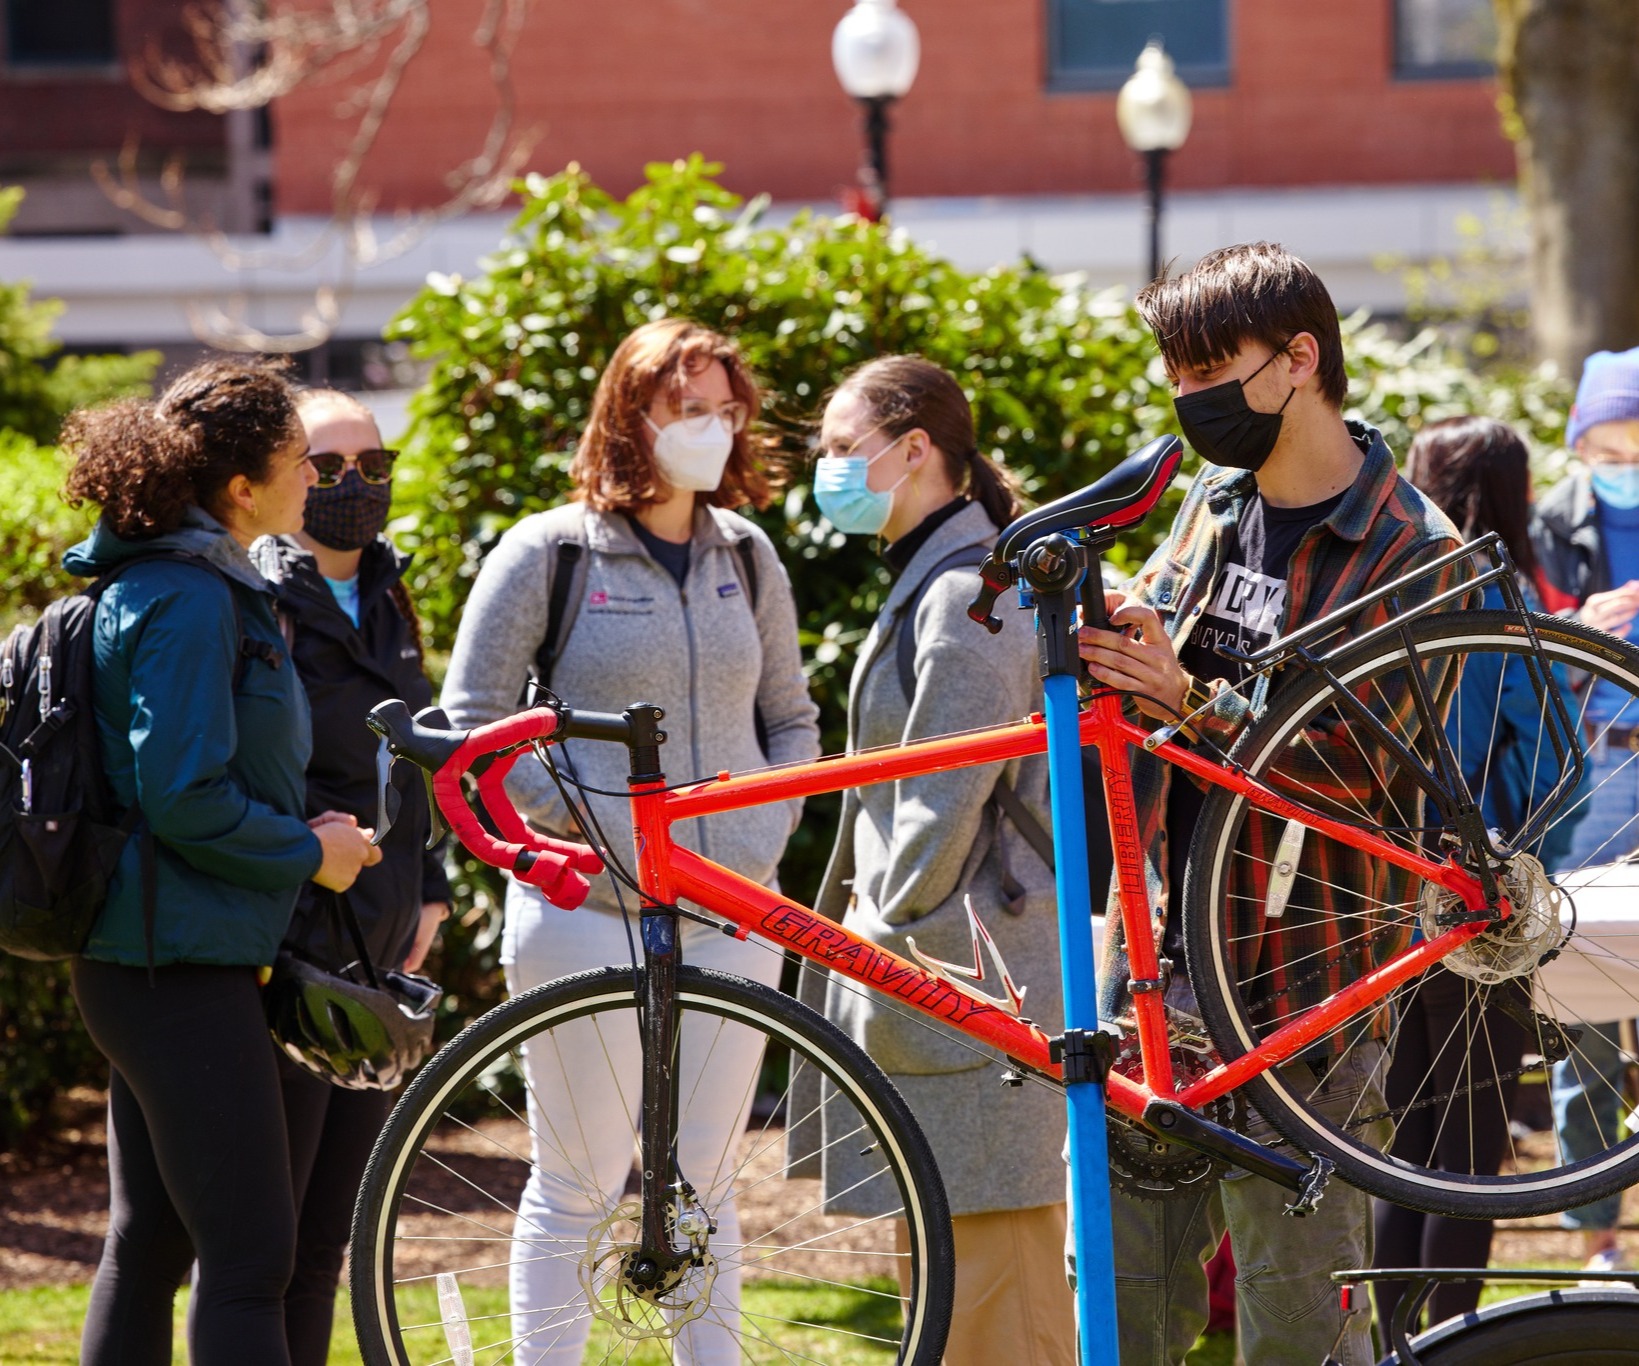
[6,0,117,68]
[1395,0,1495,77]
[1047,0,1229,91]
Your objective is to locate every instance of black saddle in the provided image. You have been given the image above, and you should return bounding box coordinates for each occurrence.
[992,435,1184,561]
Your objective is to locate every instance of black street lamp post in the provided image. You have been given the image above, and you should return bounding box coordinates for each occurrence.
[1117,41,1194,283]
[832,0,920,220]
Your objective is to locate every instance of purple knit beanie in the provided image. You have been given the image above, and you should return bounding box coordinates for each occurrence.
[1568,346,1639,448]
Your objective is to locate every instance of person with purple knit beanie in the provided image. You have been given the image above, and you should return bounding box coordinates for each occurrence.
[1530,344,1639,1276]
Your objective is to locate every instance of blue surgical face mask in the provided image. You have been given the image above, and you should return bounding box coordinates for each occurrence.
[1591,464,1639,511]
[813,430,909,536]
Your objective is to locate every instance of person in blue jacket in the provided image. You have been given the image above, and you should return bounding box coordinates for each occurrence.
[1373,415,1583,1331]
[60,357,381,1366]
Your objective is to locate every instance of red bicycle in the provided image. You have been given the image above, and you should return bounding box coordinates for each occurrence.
[349,440,1639,1364]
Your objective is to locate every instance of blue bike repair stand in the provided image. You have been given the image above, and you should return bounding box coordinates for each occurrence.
[1020,534,1121,1365]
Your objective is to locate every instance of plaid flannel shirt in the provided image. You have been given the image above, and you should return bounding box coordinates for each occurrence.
[1098,423,1470,1054]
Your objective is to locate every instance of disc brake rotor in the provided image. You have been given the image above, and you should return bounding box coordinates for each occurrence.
[1421,850,1565,986]
[578,1198,718,1340]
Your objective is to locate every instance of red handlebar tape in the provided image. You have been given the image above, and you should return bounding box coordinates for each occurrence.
[430,707,605,909]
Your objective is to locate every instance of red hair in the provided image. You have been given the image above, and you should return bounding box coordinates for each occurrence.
[569,318,773,512]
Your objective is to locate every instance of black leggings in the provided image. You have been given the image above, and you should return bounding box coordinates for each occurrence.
[279,1056,392,1366]
[1371,969,1528,1332]
[72,959,297,1366]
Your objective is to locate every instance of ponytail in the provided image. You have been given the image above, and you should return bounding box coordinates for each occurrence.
[388,577,426,667]
[966,447,1021,530]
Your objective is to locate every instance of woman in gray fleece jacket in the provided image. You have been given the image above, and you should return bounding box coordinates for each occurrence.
[802,356,1074,1365]
[442,319,819,1365]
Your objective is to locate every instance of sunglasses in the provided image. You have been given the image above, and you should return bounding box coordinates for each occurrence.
[306,448,398,488]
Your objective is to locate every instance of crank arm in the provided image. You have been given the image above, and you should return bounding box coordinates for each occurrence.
[1139,1098,1329,1211]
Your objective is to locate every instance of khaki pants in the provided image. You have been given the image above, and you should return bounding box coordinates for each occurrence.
[897,1202,1077,1366]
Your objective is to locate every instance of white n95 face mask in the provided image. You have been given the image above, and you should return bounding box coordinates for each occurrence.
[648,413,734,491]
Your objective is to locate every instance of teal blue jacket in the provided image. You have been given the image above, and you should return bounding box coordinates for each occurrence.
[64,509,323,966]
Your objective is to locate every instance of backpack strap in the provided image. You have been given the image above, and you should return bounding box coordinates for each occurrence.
[730,536,771,758]
[530,539,587,694]
[733,537,760,611]
[895,548,981,705]
[894,546,1057,879]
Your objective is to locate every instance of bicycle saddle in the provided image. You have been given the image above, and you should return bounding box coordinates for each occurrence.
[992,434,1184,561]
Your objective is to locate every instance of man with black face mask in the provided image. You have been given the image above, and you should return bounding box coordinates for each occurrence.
[1073,241,1468,1365]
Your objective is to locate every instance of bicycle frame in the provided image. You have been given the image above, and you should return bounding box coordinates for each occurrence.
[627,692,1500,1127]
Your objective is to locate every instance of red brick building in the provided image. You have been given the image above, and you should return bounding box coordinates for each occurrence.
[0,0,1517,365]
[273,0,1512,214]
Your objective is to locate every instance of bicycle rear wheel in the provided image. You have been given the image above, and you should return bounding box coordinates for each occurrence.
[1380,1287,1639,1364]
[1186,611,1639,1218]
[351,964,954,1365]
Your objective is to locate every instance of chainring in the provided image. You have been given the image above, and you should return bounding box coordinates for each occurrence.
[1106,1030,1242,1203]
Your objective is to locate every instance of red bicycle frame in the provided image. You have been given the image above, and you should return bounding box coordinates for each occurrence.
[632,690,1498,1125]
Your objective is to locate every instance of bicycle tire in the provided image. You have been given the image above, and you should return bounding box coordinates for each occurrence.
[350,964,955,1365]
[1185,611,1639,1218]
[1379,1287,1639,1364]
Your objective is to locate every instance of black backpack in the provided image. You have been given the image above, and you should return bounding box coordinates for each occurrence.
[0,554,256,961]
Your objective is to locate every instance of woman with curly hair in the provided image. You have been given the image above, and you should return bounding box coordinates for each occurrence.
[62,357,380,1366]
[443,317,820,1363]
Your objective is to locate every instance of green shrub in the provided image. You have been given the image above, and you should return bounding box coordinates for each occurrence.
[0,433,96,633]
[0,186,158,1147]
[0,188,156,445]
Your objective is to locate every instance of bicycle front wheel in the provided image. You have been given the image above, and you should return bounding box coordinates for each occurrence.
[351,964,955,1365]
[1186,611,1639,1218]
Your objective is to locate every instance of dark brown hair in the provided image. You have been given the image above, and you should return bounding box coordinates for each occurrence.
[1404,415,1537,578]
[1136,241,1349,409]
[62,356,303,538]
[569,318,773,512]
[832,355,1022,530]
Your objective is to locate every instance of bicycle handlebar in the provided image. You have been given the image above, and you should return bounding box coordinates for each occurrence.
[367,699,606,909]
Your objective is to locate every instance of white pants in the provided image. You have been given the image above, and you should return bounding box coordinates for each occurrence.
[503,880,785,1365]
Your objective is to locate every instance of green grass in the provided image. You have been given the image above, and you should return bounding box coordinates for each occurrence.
[0,1277,906,1364]
[2,1269,1588,1364]
[0,1283,365,1366]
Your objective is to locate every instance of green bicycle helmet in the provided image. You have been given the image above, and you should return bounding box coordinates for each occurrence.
[266,954,442,1091]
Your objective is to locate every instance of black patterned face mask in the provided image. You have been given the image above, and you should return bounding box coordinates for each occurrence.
[303,469,392,550]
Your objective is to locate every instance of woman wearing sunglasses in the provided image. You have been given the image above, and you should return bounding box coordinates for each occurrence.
[249,388,452,1365]
[443,317,820,1363]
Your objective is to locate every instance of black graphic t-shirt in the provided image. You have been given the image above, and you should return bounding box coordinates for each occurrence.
[1162,490,1344,962]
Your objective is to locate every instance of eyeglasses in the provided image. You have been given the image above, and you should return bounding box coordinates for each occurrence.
[305,448,399,488]
[1584,443,1639,467]
[676,399,750,433]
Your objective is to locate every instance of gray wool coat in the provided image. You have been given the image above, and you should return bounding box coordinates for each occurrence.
[441,502,821,917]
[790,500,1068,1218]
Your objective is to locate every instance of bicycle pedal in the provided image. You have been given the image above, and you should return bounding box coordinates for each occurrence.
[1282,1154,1335,1218]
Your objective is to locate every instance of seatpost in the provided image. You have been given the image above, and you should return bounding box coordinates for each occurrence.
[1019,533,1121,1365]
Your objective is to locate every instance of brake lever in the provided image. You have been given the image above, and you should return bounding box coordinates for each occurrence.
[371,738,397,847]
[414,705,453,849]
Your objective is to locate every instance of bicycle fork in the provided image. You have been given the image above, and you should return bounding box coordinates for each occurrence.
[625,706,710,1298]
[628,907,706,1293]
